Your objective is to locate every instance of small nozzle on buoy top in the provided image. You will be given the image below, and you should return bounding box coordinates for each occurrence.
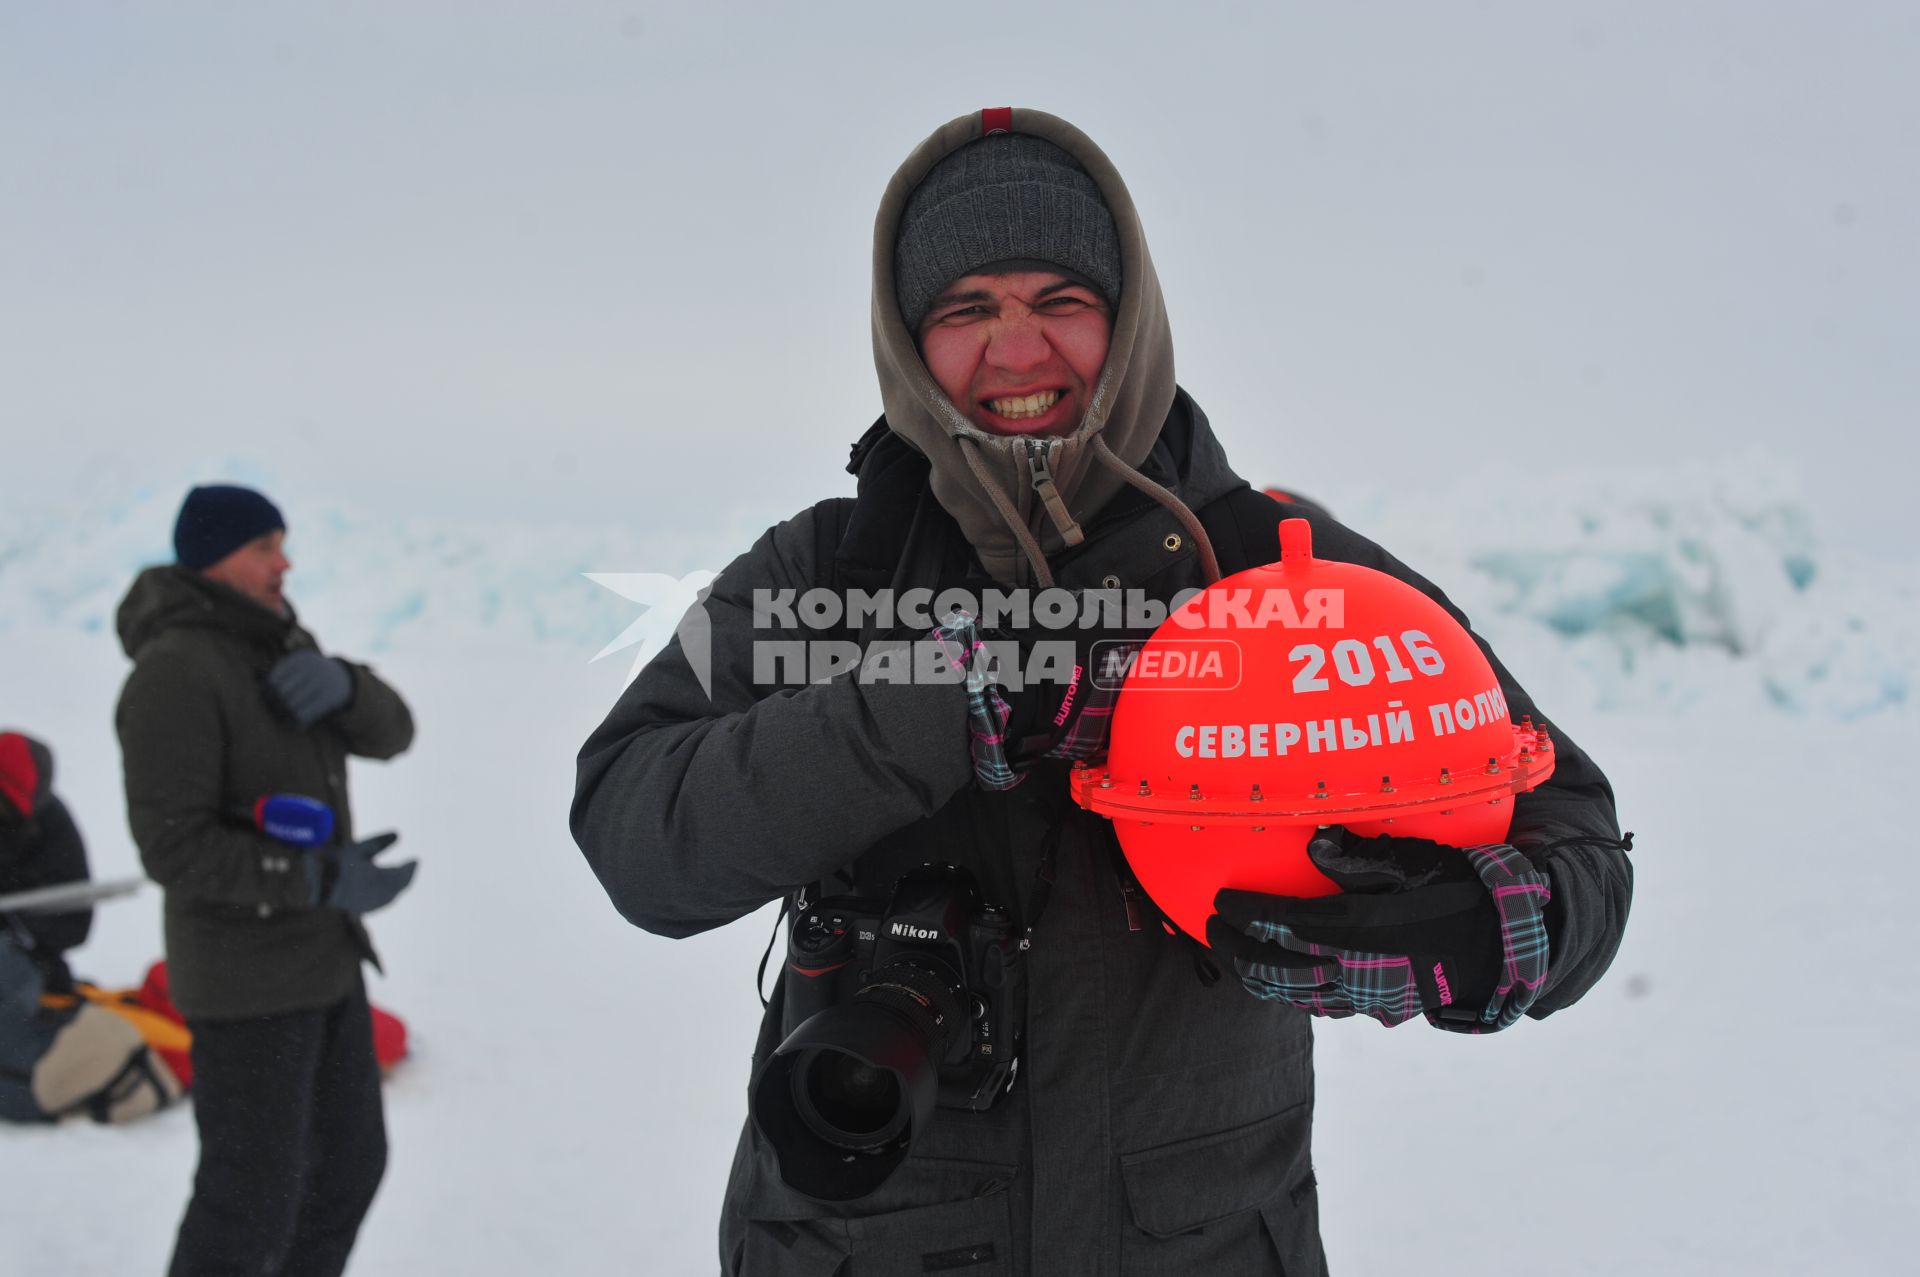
[1279,517,1314,564]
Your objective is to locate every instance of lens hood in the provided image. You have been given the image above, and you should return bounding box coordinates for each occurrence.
[751,996,941,1201]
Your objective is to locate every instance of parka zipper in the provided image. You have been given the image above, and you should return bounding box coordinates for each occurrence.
[1025,439,1085,547]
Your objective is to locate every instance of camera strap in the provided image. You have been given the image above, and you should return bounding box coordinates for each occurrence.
[754,884,814,1011]
[754,904,784,1010]
[1019,824,1062,952]
[1098,834,1222,987]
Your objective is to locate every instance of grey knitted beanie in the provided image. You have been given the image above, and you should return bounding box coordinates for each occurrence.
[894,134,1123,330]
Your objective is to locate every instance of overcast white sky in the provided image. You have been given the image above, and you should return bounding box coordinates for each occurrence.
[3,2,1913,557]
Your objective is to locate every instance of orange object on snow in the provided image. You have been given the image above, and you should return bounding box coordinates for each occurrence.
[1069,518,1555,943]
[66,983,195,1086]
[136,960,410,1083]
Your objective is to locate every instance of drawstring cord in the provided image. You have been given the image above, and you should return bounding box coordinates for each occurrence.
[1540,832,1635,855]
[1089,436,1223,584]
[955,430,1228,590]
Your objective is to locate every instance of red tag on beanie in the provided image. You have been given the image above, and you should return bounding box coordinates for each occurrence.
[0,732,39,817]
[981,107,1012,136]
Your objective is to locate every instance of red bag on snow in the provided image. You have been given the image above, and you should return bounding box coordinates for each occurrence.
[137,960,410,1088]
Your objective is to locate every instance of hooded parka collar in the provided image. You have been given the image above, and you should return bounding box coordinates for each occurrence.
[871,109,1181,587]
[116,565,299,661]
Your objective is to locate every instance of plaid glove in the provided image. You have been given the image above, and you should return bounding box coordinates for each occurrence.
[930,605,1143,792]
[1207,832,1552,1032]
[929,610,1022,790]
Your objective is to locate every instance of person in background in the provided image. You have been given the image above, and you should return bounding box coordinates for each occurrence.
[1,730,92,995]
[117,484,416,1277]
[3,728,182,1123]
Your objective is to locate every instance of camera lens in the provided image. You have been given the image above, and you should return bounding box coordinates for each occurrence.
[792,1047,907,1148]
[860,960,968,1062]
[750,961,962,1200]
[752,865,1017,1204]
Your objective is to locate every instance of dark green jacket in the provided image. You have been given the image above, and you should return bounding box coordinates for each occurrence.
[115,567,414,1021]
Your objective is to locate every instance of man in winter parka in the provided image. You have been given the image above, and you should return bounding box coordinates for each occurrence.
[116,484,416,1277]
[574,109,1633,1275]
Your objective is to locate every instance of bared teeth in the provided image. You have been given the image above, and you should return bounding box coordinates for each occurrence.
[987,390,1062,419]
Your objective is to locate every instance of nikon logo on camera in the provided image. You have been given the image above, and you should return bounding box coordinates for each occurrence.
[889,922,941,941]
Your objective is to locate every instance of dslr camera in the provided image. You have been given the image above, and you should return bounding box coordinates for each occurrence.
[750,863,1025,1201]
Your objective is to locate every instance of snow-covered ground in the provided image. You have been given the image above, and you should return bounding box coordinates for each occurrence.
[3,457,1913,1274]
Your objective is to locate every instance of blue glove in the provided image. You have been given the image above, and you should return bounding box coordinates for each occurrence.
[1208,831,1551,1032]
[305,833,416,915]
[266,651,355,728]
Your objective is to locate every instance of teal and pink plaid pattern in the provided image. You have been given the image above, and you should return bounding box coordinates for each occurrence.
[931,610,1022,791]
[1041,641,1136,765]
[1235,845,1551,1032]
[929,613,1139,792]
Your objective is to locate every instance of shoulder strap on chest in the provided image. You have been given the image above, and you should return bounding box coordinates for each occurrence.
[1197,484,1289,576]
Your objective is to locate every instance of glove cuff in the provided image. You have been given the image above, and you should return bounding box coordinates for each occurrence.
[1426,844,1551,1034]
[302,851,339,909]
[930,611,1023,792]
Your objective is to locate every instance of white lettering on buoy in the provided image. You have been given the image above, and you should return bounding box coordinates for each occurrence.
[1169,697,1445,761]
[1285,631,1447,695]
[1174,717,1390,759]
[1426,684,1509,735]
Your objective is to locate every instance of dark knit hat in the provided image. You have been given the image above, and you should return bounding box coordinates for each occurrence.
[172,484,286,570]
[894,134,1122,330]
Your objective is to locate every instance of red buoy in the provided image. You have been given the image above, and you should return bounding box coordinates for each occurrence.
[1070,519,1555,943]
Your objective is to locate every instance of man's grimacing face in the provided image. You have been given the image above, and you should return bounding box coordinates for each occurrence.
[916,270,1113,438]
[202,529,291,614]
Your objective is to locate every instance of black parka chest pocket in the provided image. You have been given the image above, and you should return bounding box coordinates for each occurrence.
[730,1135,1017,1277]
[1117,1103,1326,1276]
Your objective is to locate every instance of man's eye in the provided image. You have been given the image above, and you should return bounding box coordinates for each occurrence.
[1041,296,1089,311]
